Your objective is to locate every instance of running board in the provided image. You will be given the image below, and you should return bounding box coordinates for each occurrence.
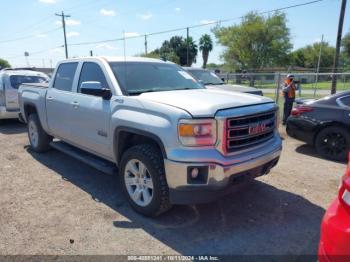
[50,141,117,175]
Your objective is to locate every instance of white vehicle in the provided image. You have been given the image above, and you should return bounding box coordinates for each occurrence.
[0,69,49,120]
[19,57,282,216]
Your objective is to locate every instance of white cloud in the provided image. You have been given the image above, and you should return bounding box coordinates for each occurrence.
[100,8,116,16]
[200,19,217,25]
[66,19,81,26]
[95,43,118,50]
[124,32,140,38]
[137,12,153,20]
[67,32,80,38]
[55,19,81,26]
[39,0,56,4]
[175,7,181,12]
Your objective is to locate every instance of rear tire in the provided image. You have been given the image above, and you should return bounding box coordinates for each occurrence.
[120,144,171,217]
[27,114,52,153]
[315,126,350,161]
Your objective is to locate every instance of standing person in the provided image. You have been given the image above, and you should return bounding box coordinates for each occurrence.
[282,74,298,125]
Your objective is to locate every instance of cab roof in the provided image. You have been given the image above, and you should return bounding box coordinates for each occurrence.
[63,56,170,64]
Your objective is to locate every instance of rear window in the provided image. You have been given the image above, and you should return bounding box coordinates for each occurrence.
[339,96,350,107]
[10,75,48,89]
[53,62,78,92]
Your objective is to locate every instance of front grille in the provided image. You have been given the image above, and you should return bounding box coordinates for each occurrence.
[226,110,276,152]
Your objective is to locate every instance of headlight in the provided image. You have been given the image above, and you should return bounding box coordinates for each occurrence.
[178,119,217,146]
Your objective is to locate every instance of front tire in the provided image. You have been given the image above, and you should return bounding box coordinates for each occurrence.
[315,126,350,161]
[120,144,171,217]
[27,114,52,153]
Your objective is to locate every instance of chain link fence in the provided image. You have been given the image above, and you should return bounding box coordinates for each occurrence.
[217,72,350,104]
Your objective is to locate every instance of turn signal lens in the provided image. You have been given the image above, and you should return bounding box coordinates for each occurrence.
[178,119,217,146]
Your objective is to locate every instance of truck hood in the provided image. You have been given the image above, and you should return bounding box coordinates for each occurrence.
[206,84,263,95]
[139,89,273,117]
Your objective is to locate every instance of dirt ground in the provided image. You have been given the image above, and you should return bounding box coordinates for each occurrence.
[0,119,346,256]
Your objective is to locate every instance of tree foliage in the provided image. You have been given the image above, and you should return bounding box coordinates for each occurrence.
[213,12,292,71]
[145,36,198,66]
[199,34,213,68]
[290,42,335,70]
[0,58,11,69]
[342,31,350,58]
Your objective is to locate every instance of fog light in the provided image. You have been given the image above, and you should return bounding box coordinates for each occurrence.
[191,168,199,179]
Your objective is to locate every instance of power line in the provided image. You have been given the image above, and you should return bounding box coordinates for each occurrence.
[0,27,61,44]
[3,45,63,60]
[69,0,326,47]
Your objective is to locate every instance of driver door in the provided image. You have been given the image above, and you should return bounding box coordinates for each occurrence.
[69,62,112,159]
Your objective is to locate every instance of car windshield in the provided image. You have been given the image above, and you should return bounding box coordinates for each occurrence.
[10,75,48,89]
[109,62,203,95]
[188,69,224,85]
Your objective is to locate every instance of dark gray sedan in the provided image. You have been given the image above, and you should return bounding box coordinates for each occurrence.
[183,67,263,96]
[287,91,350,161]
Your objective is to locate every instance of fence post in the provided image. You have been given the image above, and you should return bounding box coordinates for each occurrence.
[275,72,281,105]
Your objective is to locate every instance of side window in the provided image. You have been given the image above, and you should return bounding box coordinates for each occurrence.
[340,96,350,107]
[78,62,109,92]
[53,62,78,92]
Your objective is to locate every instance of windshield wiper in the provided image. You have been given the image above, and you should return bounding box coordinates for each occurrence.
[128,88,166,95]
[204,82,224,85]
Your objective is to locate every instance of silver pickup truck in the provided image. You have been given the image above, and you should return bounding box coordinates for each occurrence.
[18,57,282,216]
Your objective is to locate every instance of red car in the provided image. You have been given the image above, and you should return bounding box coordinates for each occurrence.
[319,154,350,261]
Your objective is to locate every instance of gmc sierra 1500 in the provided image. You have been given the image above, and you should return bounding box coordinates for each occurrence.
[19,57,282,216]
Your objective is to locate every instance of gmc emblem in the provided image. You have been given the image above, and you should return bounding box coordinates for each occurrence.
[248,122,267,135]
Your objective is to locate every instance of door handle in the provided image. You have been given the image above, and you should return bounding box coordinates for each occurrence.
[71,101,79,109]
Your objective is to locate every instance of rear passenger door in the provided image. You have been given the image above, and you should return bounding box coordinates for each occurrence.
[46,62,78,141]
[69,62,112,158]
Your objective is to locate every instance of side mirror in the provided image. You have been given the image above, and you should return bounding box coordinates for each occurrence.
[80,81,112,100]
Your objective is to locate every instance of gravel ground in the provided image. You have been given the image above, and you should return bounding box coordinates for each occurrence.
[0,119,346,256]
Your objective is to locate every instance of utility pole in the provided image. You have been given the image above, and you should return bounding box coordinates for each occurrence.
[144,35,148,55]
[314,34,324,97]
[331,0,347,94]
[186,27,190,66]
[55,11,71,59]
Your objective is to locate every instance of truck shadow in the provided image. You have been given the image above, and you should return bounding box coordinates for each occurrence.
[27,148,325,256]
[0,119,26,134]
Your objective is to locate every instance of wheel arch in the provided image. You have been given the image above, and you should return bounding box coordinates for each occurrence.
[23,103,38,123]
[113,127,167,166]
[313,121,350,145]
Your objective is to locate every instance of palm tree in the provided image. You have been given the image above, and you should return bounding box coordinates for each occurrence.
[199,34,213,68]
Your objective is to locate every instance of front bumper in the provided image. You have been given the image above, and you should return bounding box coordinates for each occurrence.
[319,198,350,261]
[164,137,282,204]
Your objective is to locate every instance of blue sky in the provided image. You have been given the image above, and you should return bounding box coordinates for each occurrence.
[0,0,349,68]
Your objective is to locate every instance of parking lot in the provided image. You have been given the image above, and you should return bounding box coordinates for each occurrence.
[0,119,346,256]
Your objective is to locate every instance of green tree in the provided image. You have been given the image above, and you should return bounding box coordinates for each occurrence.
[199,34,213,68]
[341,31,350,70]
[0,58,11,69]
[342,31,350,57]
[213,12,292,71]
[158,36,197,66]
[291,42,335,70]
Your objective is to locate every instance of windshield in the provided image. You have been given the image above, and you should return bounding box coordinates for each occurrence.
[10,75,48,89]
[188,69,224,85]
[109,62,203,95]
